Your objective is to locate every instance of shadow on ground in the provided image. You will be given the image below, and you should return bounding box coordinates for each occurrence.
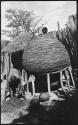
[11,90,78,125]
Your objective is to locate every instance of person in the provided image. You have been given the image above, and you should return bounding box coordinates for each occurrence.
[17,78,27,99]
[8,68,22,98]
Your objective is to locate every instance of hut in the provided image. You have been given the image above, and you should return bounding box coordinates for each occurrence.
[2,30,75,97]
[1,31,32,74]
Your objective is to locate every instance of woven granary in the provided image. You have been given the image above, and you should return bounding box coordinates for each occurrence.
[22,32,71,73]
[2,30,71,73]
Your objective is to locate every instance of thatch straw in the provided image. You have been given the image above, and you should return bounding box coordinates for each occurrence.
[1,31,70,73]
[22,32,70,73]
[1,31,33,53]
[1,40,10,50]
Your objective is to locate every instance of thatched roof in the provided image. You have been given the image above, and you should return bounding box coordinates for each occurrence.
[1,31,33,53]
[22,32,70,73]
[1,40,10,50]
[2,31,70,73]
[1,31,57,53]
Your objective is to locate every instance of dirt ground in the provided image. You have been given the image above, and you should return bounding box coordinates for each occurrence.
[1,97,29,124]
[1,89,78,124]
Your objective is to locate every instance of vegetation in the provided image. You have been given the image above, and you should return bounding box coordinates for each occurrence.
[56,14,78,87]
[57,14,77,69]
[2,9,47,40]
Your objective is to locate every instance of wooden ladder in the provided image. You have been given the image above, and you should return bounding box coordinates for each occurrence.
[60,66,75,92]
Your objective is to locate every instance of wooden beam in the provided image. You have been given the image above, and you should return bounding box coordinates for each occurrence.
[22,69,25,81]
[3,52,5,73]
[60,71,65,91]
[27,82,29,94]
[32,80,35,96]
[4,53,9,80]
[8,53,10,71]
[10,54,13,70]
[47,73,51,96]
[25,71,27,83]
[65,69,71,91]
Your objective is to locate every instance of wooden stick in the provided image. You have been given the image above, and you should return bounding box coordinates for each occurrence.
[2,52,4,73]
[22,69,25,81]
[47,73,51,96]
[25,71,27,83]
[27,82,29,94]
[4,53,9,80]
[8,54,10,71]
[60,71,64,91]
[65,69,71,91]
[10,55,13,70]
[32,80,35,96]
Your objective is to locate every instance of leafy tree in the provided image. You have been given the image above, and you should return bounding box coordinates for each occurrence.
[2,9,47,39]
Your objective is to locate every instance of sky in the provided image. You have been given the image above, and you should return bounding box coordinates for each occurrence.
[1,1,77,40]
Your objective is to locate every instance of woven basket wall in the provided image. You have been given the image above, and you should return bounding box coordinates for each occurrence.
[22,32,70,73]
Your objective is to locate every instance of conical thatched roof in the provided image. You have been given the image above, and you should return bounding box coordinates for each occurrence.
[1,31,70,73]
[1,40,10,50]
[1,31,33,53]
[22,32,71,73]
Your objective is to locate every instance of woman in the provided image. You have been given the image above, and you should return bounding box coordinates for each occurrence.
[8,68,22,97]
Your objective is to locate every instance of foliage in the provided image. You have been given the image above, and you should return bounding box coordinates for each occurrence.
[2,9,47,39]
[56,14,77,69]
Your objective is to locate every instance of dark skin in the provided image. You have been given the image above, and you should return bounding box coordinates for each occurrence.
[8,75,21,97]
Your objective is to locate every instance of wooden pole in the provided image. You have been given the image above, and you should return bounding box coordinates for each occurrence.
[10,54,13,70]
[25,71,27,83]
[65,69,71,91]
[27,82,29,94]
[3,52,4,73]
[4,53,9,80]
[47,73,51,96]
[22,69,25,81]
[60,71,65,91]
[8,54,10,72]
[32,80,35,96]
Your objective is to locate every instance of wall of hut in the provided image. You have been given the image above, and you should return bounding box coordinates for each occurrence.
[11,50,23,72]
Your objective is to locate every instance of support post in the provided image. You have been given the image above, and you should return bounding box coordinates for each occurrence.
[25,72,27,83]
[60,71,64,91]
[3,52,4,73]
[8,53,10,72]
[65,69,71,91]
[47,73,51,96]
[22,69,25,81]
[32,80,35,96]
[27,82,29,94]
[4,53,9,80]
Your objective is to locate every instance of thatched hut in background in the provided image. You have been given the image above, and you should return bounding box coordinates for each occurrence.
[2,29,75,96]
[1,31,33,75]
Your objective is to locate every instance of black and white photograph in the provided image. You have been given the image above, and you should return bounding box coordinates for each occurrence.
[1,1,78,124]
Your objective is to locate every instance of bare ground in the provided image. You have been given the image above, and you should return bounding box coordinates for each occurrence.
[1,89,78,124]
